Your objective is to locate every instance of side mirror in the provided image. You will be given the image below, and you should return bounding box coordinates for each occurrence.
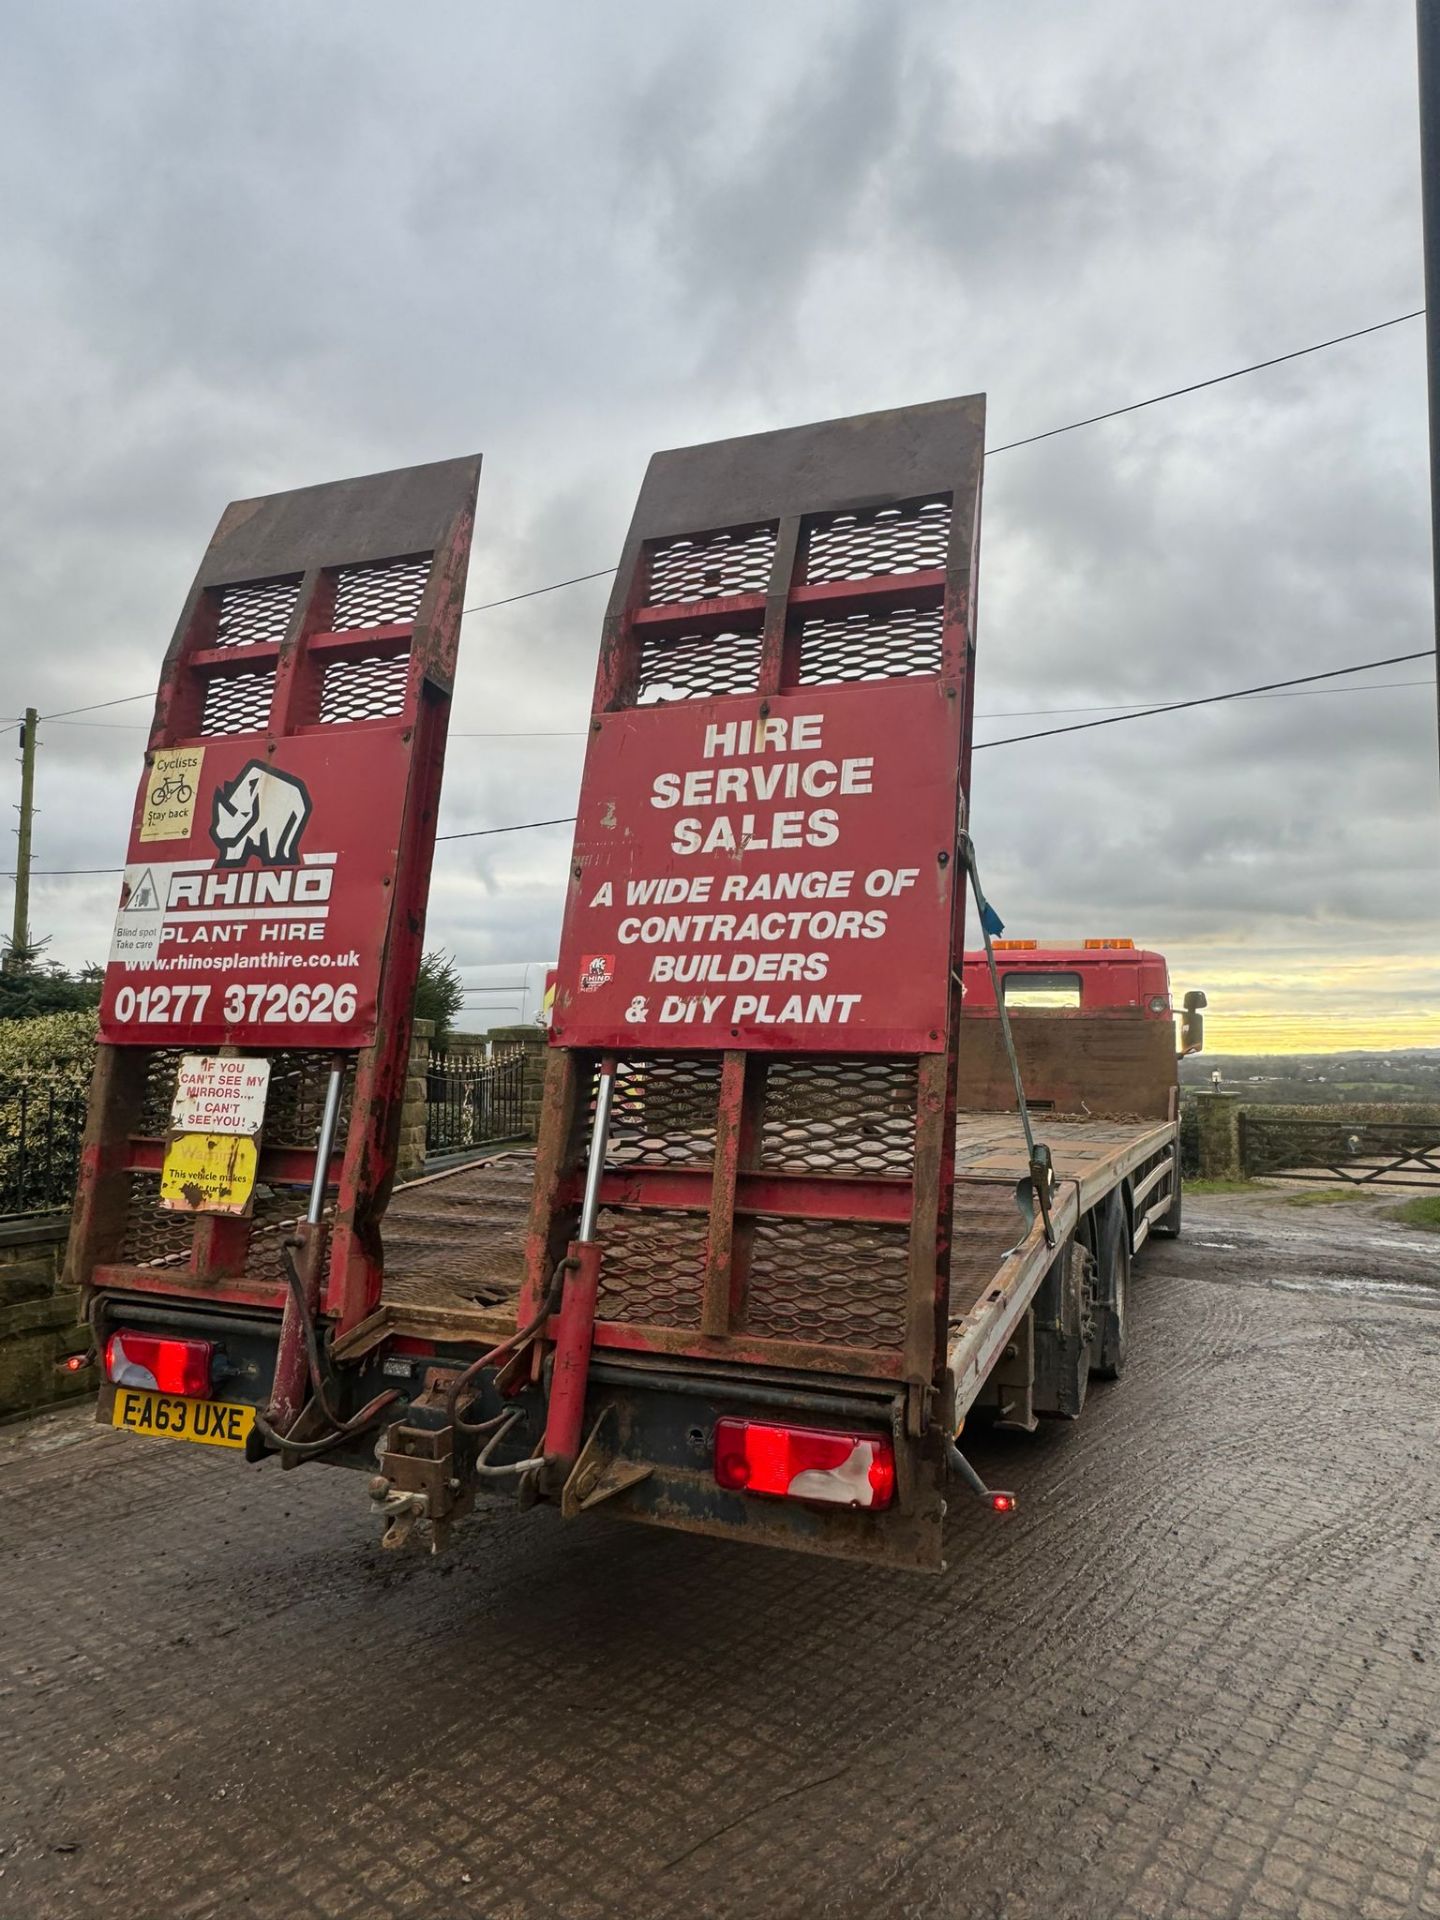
[1179,988,1206,1056]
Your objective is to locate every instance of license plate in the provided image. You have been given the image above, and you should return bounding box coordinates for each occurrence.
[110,1386,255,1450]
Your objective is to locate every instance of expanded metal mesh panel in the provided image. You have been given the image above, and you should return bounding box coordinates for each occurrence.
[137,1050,187,1135]
[794,602,944,686]
[119,1173,197,1268]
[759,1058,916,1176]
[315,651,411,724]
[331,556,429,632]
[115,1178,331,1283]
[117,1050,350,1275]
[803,496,951,585]
[247,1192,335,1284]
[636,628,762,704]
[594,1207,705,1327]
[745,1215,909,1350]
[611,1055,723,1165]
[264,1052,354,1146]
[199,665,276,737]
[213,576,302,649]
[570,1055,723,1168]
[645,525,776,606]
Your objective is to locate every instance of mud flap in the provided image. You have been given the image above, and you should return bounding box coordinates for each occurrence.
[1032,1238,1092,1419]
[1091,1194,1130,1380]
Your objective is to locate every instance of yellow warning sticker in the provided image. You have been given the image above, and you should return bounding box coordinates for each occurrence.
[158,1132,258,1216]
[139,747,205,843]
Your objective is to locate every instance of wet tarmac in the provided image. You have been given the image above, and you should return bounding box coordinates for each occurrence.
[3,1189,1438,1920]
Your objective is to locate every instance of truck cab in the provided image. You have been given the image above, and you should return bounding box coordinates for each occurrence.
[958,938,1205,1121]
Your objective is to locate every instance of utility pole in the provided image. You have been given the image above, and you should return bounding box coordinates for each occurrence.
[1417,0,1440,776]
[7,707,37,973]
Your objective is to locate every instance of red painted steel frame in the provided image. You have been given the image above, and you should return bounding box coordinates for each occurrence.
[523,397,985,1411]
[961,948,1172,1014]
[67,456,481,1336]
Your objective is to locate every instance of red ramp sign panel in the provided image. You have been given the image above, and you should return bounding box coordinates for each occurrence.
[553,679,961,1054]
[102,732,409,1049]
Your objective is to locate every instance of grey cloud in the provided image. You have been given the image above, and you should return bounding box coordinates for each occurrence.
[0,0,1434,1044]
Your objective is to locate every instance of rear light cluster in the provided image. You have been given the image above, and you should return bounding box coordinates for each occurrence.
[105,1330,213,1398]
[714,1419,896,1510]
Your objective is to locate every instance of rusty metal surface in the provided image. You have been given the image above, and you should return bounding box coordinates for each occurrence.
[956,1007,1180,1121]
[193,455,484,594]
[379,1150,534,1308]
[627,394,987,545]
[531,397,985,1407]
[950,1112,1176,1212]
[378,1118,1169,1332]
[8,1191,1440,1918]
[69,456,480,1343]
[947,1178,1033,1320]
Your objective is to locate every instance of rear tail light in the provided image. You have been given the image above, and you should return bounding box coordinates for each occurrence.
[713,1419,896,1510]
[105,1329,213,1398]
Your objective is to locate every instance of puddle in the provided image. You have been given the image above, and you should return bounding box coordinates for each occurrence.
[1267,1272,1440,1305]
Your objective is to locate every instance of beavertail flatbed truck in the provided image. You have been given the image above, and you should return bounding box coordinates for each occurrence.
[336,938,1196,1562]
[73,404,1201,1575]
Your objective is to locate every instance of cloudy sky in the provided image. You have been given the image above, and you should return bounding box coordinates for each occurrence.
[0,0,1435,1049]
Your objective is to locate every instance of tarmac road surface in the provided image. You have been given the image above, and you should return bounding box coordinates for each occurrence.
[3,1189,1439,1920]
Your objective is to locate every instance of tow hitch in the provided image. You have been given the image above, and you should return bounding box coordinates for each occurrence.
[369,1368,549,1550]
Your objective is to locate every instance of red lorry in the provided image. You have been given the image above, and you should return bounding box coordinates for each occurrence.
[70,401,1203,1573]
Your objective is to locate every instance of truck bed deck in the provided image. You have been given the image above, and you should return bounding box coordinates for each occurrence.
[374,1113,1175,1347]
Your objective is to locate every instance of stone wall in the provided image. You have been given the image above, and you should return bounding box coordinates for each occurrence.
[0,1212,89,1420]
[396,1018,434,1180]
[1191,1093,1242,1180]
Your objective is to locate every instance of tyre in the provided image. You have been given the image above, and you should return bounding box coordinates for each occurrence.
[1091,1195,1130,1380]
[1152,1149,1182,1239]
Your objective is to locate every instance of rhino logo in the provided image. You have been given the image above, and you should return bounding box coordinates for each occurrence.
[210,762,312,867]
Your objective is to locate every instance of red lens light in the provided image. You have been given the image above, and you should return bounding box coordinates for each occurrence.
[713,1419,895,1510]
[990,1492,1016,1514]
[105,1329,213,1398]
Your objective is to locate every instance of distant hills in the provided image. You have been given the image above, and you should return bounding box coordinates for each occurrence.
[1179,1049,1440,1104]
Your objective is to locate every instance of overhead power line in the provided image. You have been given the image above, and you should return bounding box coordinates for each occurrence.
[6,648,1431,875]
[459,567,615,618]
[33,671,1438,737]
[5,646,1431,877]
[434,815,578,845]
[971,649,1429,750]
[430,648,1433,844]
[18,306,1422,730]
[33,671,1434,740]
[983,309,1424,457]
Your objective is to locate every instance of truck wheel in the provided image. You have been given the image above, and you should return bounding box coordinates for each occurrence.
[1152,1150,1183,1239]
[1091,1197,1130,1381]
